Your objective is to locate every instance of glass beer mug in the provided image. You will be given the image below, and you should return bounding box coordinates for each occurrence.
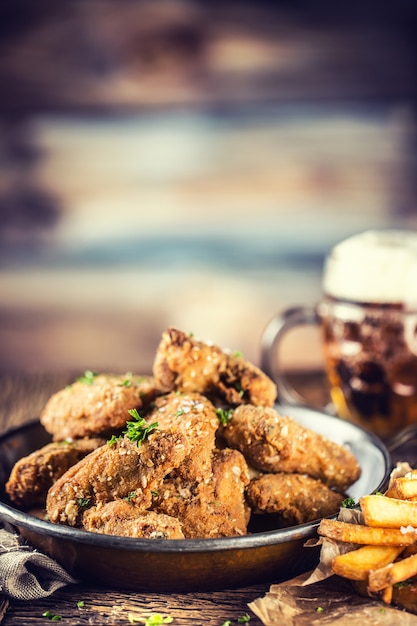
[261,230,417,442]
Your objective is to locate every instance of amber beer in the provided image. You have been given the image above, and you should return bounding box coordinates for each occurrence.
[318,230,417,441]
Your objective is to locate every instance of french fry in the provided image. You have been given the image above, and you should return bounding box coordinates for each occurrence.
[318,518,417,546]
[360,494,417,528]
[368,552,417,592]
[386,475,417,500]
[332,545,404,581]
[381,585,393,604]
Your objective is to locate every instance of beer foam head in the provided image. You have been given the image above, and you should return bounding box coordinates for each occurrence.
[323,230,417,305]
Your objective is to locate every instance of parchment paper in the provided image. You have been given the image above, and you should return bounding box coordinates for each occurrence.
[249,463,417,626]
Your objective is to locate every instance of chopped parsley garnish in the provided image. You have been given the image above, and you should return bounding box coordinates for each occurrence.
[107,434,120,447]
[175,409,186,417]
[316,607,324,613]
[77,497,91,509]
[42,611,62,621]
[77,370,97,384]
[128,613,173,625]
[125,409,158,445]
[216,408,233,425]
[107,409,158,447]
[235,381,244,397]
[238,615,251,623]
[76,601,85,608]
[341,497,356,509]
[233,351,243,358]
[125,491,137,503]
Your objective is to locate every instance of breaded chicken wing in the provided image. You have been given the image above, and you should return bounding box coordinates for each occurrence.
[154,474,248,538]
[46,429,189,527]
[5,437,105,508]
[40,373,162,441]
[246,472,345,526]
[146,391,218,482]
[152,327,277,407]
[82,501,184,539]
[211,447,251,531]
[222,404,361,492]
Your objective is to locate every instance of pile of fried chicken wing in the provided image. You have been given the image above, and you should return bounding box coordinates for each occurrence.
[6,327,361,539]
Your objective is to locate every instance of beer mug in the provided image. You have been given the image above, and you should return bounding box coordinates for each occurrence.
[261,230,417,441]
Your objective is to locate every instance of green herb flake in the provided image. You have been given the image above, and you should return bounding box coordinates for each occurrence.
[120,372,134,387]
[316,606,324,613]
[175,409,186,417]
[77,370,97,384]
[233,351,243,358]
[221,622,232,626]
[76,600,85,608]
[124,409,158,446]
[125,491,137,503]
[216,408,233,425]
[42,611,62,621]
[341,497,356,509]
[107,434,121,447]
[77,497,91,509]
[128,613,173,625]
[238,614,251,623]
[234,381,244,397]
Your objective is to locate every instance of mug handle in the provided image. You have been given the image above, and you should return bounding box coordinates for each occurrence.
[260,305,320,406]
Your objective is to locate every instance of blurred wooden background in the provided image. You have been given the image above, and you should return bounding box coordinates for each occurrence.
[0,0,416,376]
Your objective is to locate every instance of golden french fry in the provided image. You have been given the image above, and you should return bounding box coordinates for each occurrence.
[318,518,417,546]
[386,475,417,500]
[332,545,404,581]
[360,494,417,528]
[368,552,417,592]
[381,585,393,605]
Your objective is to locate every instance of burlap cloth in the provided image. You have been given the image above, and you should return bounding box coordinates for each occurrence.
[0,521,78,600]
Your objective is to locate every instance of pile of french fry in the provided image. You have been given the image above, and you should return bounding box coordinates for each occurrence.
[318,470,417,610]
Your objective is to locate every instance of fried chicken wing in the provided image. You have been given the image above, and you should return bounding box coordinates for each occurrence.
[46,429,189,527]
[5,438,106,508]
[152,327,277,407]
[82,501,184,539]
[212,447,251,531]
[154,474,247,539]
[147,391,218,482]
[222,404,361,492]
[40,373,162,441]
[246,472,345,526]
[152,446,250,538]
[147,395,250,538]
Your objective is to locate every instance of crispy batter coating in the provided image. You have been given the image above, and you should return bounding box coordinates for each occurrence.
[82,501,184,539]
[212,447,251,530]
[147,391,218,482]
[40,373,162,441]
[145,395,250,538]
[246,473,345,526]
[5,438,106,508]
[152,327,277,407]
[46,430,189,527]
[153,476,245,539]
[222,404,361,492]
[153,446,250,538]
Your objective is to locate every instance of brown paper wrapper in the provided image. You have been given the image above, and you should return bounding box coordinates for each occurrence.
[249,463,417,626]
[249,573,417,625]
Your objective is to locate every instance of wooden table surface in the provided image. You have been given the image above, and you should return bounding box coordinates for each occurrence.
[0,370,329,625]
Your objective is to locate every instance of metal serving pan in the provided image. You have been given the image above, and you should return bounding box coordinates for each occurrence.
[0,404,390,592]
